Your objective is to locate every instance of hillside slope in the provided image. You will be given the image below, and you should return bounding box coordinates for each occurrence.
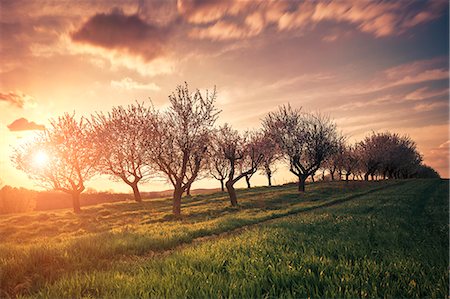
[0,179,448,298]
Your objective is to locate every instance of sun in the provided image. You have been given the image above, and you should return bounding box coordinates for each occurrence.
[32,150,49,168]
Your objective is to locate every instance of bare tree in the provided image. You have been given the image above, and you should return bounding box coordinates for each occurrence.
[263,105,338,192]
[356,133,386,181]
[339,144,359,182]
[90,102,157,202]
[11,113,98,213]
[259,133,279,187]
[241,151,257,189]
[215,125,265,206]
[322,136,346,181]
[150,83,219,216]
[208,132,230,191]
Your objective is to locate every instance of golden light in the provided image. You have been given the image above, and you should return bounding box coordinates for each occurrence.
[32,150,49,168]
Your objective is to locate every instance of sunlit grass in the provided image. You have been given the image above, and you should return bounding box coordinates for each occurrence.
[0,180,447,298]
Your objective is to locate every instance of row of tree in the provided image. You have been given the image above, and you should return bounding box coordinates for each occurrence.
[12,83,438,215]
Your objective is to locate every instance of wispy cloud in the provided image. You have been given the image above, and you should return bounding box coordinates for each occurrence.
[426,140,450,176]
[0,91,35,108]
[111,77,160,91]
[414,101,448,112]
[182,0,448,40]
[340,57,449,95]
[405,87,449,101]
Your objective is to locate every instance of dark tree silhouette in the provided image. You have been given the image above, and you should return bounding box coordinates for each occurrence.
[415,164,440,178]
[357,133,386,180]
[11,114,98,213]
[357,132,422,180]
[215,125,265,206]
[90,102,158,202]
[381,133,422,179]
[263,105,338,192]
[150,83,219,216]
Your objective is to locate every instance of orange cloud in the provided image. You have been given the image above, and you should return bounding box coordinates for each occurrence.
[0,91,34,108]
[178,0,250,24]
[7,118,45,131]
[110,77,160,91]
[182,0,448,41]
[190,20,261,41]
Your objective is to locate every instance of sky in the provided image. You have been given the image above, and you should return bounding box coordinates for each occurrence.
[0,0,449,193]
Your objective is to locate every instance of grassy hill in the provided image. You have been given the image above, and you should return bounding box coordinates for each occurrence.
[0,179,448,298]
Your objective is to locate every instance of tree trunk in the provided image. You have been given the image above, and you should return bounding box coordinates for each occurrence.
[345,173,350,182]
[245,175,251,189]
[131,183,142,202]
[311,174,315,182]
[371,173,375,181]
[322,170,325,181]
[226,180,238,206]
[298,175,306,192]
[185,183,191,197]
[330,170,335,181]
[220,179,225,192]
[364,172,369,181]
[267,173,272,187]
[72,192,81,213]
[173,187,183,216]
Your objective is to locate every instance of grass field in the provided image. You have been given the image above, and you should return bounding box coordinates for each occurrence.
[0,179,448,298]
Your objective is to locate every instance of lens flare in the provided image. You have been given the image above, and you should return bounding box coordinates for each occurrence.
[32,150,49,168]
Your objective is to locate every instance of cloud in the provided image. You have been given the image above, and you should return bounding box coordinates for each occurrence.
[413,101,448,112]
[181,0,448,41]
[178,0,251,24]
[341,57,449,95]
[426,140,450,177]
[111,77,160,91]
[7,118,45,131]
[189,20,261,41]
[71,8,169,61]
[383,59,449,87]
[0,91,35,108]
[405,87,449,101]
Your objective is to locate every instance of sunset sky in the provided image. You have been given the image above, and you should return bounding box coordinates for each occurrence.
[1,0,449,192]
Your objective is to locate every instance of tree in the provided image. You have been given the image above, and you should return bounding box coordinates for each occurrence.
[339,144,359,182]
[11,113,98,213]
[259,133,279,187]
[415,164,440,178]
[208,132,230,191]
[90,102,158,202]
[357,132,387,181]
[381,133,422,179]
[216,125,265,206]
[322,136,346,181]
[357,132,422,180]
[263,105,338,192]
[150,83,219,216]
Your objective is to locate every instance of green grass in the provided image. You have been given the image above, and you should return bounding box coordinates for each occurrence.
[0,179,448,298]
